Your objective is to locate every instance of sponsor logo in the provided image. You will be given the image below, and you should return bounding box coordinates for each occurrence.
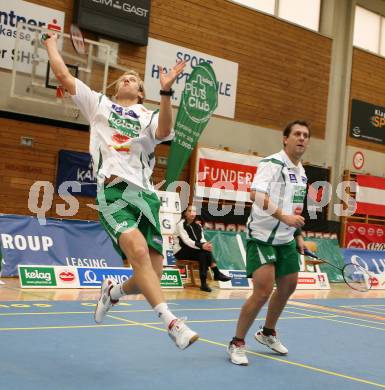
[114,221,128,233]
[160,269,182,287]
[83,270,98,284]
[358,227,366,235]
[112,133,130,144]
[294,206,303,215]
[59,271,75,282]
[370,277,379,287]
[111,104,140,119]
[0,10,49,30]
[368,228,375,236]
[352,126,361,137]
[92,0,150,17]
[1,234,53,251]
[301,176,307,184]
[78,268,133,286]
[377,229,384,237]
[152,235,163,245]
[20,267,56,286]
[108,112,141,137]
[298,277,316,284]
[367,243,385,251]
[347,225,356,234]
[347,238,366,249]
[161,273,178,283]
[289,174,297,183]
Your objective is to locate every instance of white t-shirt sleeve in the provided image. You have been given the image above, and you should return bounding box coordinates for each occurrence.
[176,220,200,249]
[71,78,101,123]
[147,110,175,144]
[251,161,282,194]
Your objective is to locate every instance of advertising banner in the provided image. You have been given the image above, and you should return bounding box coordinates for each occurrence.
[195,147,262,202]
[165,62,218,186]
[145,38,238,118]
[296,272,330,290]
[0,214,124,277]
[0,0,65,72]
[342,248,385,275]
[160,268,183,288]
[345,222,385,250]
[350,99,385,146]
[19,265,182,289]
[77,267,133,288]
[218,270,252,289]
[56,150,96,197]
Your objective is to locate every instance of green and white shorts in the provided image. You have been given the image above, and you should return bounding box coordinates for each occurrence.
[96,180,163,258]
[246,239,300,278]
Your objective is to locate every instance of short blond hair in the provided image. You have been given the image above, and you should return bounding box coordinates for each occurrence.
[114,70,145,104]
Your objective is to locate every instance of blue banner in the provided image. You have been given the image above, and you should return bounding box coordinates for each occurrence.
[77,267,133,287]
[56,150,96,197]
[342,248,385,274]
[228,271,250,287]
[0,214,124,276]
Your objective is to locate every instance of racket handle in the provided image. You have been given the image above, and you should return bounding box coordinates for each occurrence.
[303,248,318,259]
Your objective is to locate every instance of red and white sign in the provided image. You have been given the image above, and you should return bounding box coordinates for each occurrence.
[195,147,262,202]
[353,151,365,170]
[296,272,330,290]
[356,175,385,217]
[345,222,385,250]
[368,274,385,290]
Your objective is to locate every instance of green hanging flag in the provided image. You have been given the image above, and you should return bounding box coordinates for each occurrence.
[165,62,218,187]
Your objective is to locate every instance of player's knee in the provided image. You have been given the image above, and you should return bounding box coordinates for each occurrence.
[130,245,149,262]
[253,286,273,302]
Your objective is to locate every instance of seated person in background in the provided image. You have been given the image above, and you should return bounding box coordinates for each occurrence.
[174,205,231,292]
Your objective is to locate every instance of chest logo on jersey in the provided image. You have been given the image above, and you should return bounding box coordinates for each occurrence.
[289,174,297,183]
[301,176,307,183]
[111,104,140,119]
[108,112,141,138]
[292,186,307,204]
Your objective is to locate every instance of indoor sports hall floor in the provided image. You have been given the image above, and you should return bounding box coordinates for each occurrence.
[1,279,385,390]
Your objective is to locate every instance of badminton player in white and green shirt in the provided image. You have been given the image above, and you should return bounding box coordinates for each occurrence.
[228,120,311,365]
[44,33,199,350]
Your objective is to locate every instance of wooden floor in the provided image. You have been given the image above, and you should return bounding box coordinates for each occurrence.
[1,277,385,302]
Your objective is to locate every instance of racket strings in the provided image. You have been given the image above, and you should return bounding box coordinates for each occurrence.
[343,264,371,292]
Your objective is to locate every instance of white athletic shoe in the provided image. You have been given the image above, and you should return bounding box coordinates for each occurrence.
[227,342,249,366]
[94,278,119,324]
[254,329,288,355]
[168,318,199,350]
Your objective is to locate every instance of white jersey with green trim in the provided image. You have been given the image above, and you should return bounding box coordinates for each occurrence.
[247,150,307,245]
[71,79,174,191]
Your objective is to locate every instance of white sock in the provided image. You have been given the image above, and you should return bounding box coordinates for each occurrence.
[109,284,125,300]
[154,302,177,329]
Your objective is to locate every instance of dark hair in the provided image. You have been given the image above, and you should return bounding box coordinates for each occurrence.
[182,204,197,223]
[283,120,311,138]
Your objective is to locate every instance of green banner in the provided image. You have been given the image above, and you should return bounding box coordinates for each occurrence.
[304,238,345,282]
[165,62,218,187]
[205,231,246,271]
[160,268,183,288]
[19,266,57,287]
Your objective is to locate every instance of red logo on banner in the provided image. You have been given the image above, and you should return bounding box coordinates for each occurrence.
[347,239,366,249]
[198,158,257,192]
[348,225,356,234]
[59,271,75,282]
[298,277,316,284]
[370,277,379,287]
[346,222,385,250]
[358,227,366,235]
